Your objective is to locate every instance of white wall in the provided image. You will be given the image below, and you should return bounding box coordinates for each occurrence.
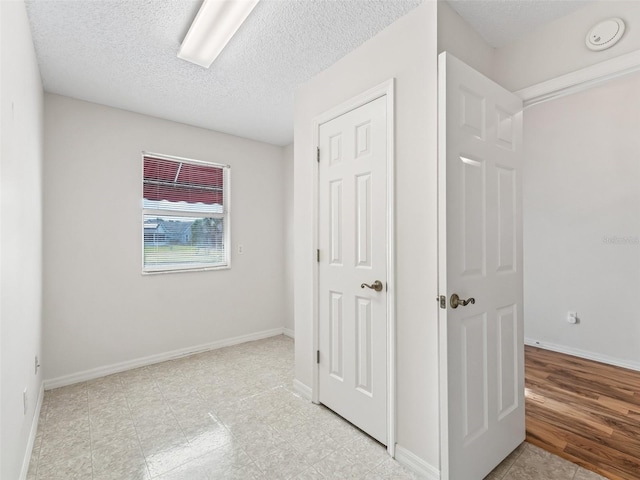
[43,94,286,383]
[294,2,440,468]
[523,71,640,369]
[437,0,495,81]
[282,143,294,335]
[1,2,44,478]
[495,1,640,91]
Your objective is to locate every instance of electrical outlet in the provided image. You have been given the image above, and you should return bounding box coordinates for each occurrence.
[23,388,28,415]
[238,244,244,255]
[35,355,40,375]
[567,311,578,324]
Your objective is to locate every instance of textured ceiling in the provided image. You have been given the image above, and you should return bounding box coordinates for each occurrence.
[26,0,595,146]
[447,0,593,48]
[25,0,422,146]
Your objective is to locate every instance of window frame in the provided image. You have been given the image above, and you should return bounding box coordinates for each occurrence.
[141,151,231,274]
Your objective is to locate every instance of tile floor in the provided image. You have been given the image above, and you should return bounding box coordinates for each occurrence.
[27,335,606,480]
[484,443,606,480]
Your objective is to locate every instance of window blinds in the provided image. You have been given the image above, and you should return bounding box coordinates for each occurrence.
[142,154,229,272]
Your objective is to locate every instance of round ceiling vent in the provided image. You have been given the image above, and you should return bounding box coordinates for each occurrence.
[586,18,625,51]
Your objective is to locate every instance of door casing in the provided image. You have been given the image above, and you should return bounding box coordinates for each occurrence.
[310,79,396,456]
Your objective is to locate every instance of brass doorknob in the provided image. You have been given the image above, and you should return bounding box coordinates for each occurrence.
[450,293,475,309]
[361,280,383,292]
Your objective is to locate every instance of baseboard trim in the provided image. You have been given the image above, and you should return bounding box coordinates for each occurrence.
[19,382,44,480]
[283,327,295,339]
[525,337,640,372]
[44,327,287,389]
[395,445,440,480]
[292,379,312,401]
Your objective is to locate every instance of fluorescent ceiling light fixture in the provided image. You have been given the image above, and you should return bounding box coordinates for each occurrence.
[178,0,260,68]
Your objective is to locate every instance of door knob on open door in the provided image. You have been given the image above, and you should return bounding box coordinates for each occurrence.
[361,280,383,292]
[450,293,475,309]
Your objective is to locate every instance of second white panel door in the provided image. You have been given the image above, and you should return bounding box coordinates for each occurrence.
[438,52,525,480]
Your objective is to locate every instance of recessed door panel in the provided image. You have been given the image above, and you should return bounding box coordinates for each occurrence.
[356,297,373,397]
[460,87,486,140]
[497,304,518,419]
[329,291,343,381]
[330,134,343,165]
[330,180,343,265]
[497,166,516,274]
[496,108,515,151]
[462,313,488,444]
[356,173,372,268]
[461,156,486,277]
[355,121,372,159]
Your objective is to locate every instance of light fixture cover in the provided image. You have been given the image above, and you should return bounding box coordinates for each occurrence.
[178,0,260,68]
[586,18,625,51]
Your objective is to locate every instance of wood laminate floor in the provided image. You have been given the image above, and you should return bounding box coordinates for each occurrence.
[525,346,640,480]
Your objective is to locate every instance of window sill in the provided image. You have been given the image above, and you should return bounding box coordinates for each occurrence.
[142,264,230,275]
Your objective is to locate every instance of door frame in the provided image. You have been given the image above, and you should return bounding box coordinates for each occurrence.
[310,78,396,456]
[516,49,640,108]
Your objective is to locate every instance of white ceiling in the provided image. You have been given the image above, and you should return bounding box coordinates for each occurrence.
[26,0,593,146]
[25,0,422,146]
[447,0,593,48]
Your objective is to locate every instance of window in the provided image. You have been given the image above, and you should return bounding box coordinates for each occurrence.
[142,153,230,273]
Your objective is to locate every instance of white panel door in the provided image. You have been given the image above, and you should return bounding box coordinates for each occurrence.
[318,96,387,444]
[438,52,524,479]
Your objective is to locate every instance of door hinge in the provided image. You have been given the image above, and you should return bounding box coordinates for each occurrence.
[438,295,446,309]
[317,146,320,163]
[317,249,320,262]
[316,350,320,364]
